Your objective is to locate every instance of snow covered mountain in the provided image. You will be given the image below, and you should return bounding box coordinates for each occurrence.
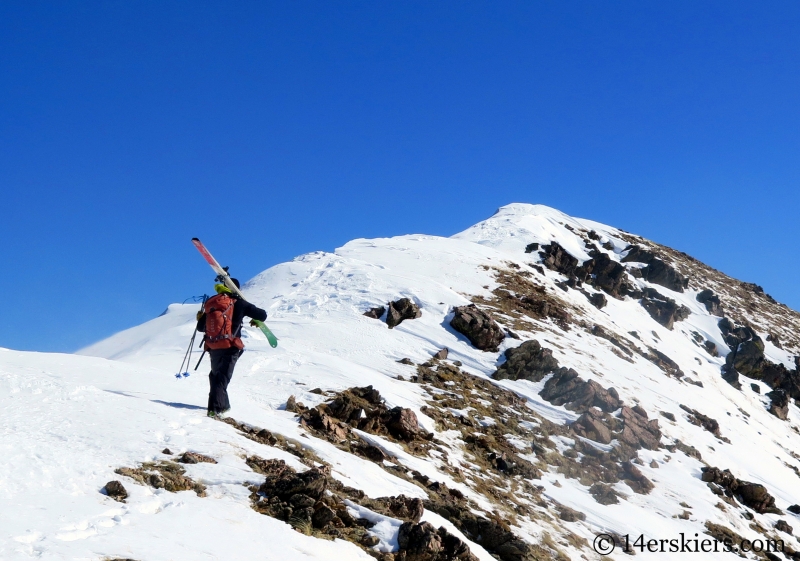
[4,203,800,561]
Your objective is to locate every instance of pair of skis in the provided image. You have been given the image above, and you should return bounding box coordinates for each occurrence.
[191,238,278,348]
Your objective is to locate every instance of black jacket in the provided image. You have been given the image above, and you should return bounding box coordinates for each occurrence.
[196,297,268,339]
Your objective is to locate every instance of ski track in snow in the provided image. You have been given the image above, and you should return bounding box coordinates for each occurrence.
[2,203,800,559]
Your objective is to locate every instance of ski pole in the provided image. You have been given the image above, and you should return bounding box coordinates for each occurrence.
[194,350,206,371]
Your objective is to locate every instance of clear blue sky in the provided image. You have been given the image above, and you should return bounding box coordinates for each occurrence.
[1,2,798,352]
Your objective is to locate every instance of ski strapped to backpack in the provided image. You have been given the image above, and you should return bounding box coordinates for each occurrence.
[191,238,278,348]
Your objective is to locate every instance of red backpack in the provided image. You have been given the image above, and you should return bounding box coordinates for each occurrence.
[203,293,243,350]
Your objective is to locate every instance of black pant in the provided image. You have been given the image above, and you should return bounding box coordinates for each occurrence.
[208,347,243,413]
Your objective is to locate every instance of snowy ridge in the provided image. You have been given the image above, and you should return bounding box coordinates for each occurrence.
[3,203,800,560]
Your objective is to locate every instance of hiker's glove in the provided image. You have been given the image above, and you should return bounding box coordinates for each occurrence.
[196,311,204,321]
[249,319,258,327]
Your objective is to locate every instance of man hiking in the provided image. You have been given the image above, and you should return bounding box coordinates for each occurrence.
[196,278,267,417]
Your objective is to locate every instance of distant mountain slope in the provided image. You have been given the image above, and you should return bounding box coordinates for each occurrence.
[4,203,799,560]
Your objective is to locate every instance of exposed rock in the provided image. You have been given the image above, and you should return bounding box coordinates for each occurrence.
[103,480,128,502]
[450,304,505,352]
[300,386,423,446]
[645,347,685,378]
[622,245,688,292]
[680,405,721,437]
[585,251,629,297]
[396,521,479,561]
[767,390,790,420]
[387,495,425,523]
[697,289,724,316]
[571,408,612,444]
[701,467,780,514]
[622,461,654,494]
[493,340,559,382]
[557,505,587,522]
[751,383,761,393]
[788,504,800,515]
[364,306,387,320]
[387,298,422,329]
[587,292,607,309]
[524,242,539,253]
[619,406,662,450]
[540,242,580,277]
[385,407,422,441]
[767,332,783,349]
[776,520,794,535]
[703,340,719,357]
[433,348,449,360]
[177,452,217,465]
[640,288,691,329]
[540,368,622,413]
[285,395,298,412]
[589,483,620,505]
[161,448,172,455]
[621,245,657,264]
[116,461,206,497]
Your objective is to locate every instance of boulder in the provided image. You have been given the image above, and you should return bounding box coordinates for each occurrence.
[587,292,607,309]
[725,336,766,379]
[540,242,580,277]
[776,520,794,535]
[640,288,690,329]
[385,407,421,441]
[364,306,386,320]
[622,245,688,292]
[396,521,478,561]
[387,298,422,329]
[586,251,628,297]
[524,242,539,253]
[589,483,619,505]
[539,368,622,413]
[696,289,724,316]
[433,348,449,360]
[619,406,662,450]
[571,408,612,444]
[493,340,559,382]
[767,390,790,420]
[701,467,779,514]
[450,304,505,352]
[103,480,128,502]
[387,495,425,523]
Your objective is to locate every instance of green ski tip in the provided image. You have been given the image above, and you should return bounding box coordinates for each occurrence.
[253,320,278,348]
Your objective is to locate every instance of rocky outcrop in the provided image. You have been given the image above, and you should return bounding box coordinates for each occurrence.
[297,386,430,461]
[540,243,631,298]
[571,408,612,444]
[622,245,689,292]
[767,389,790,420]
[396,521,478,561]
[363,305,386,320]
[640,288,690,329]
[540,242,580,277]
[540,368,622,413]
[619,406,661,450]
[493,340,559,382]
[586,292,607,309]
[680,405,723,438]
[696,289,723,316]
[387,298,423,328]
[450,304,505,352]
[701,466,781,514]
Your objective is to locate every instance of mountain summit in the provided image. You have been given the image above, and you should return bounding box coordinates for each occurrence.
[5,203,800,560]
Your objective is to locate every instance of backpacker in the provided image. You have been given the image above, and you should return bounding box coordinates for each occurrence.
[203,293,243,350]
